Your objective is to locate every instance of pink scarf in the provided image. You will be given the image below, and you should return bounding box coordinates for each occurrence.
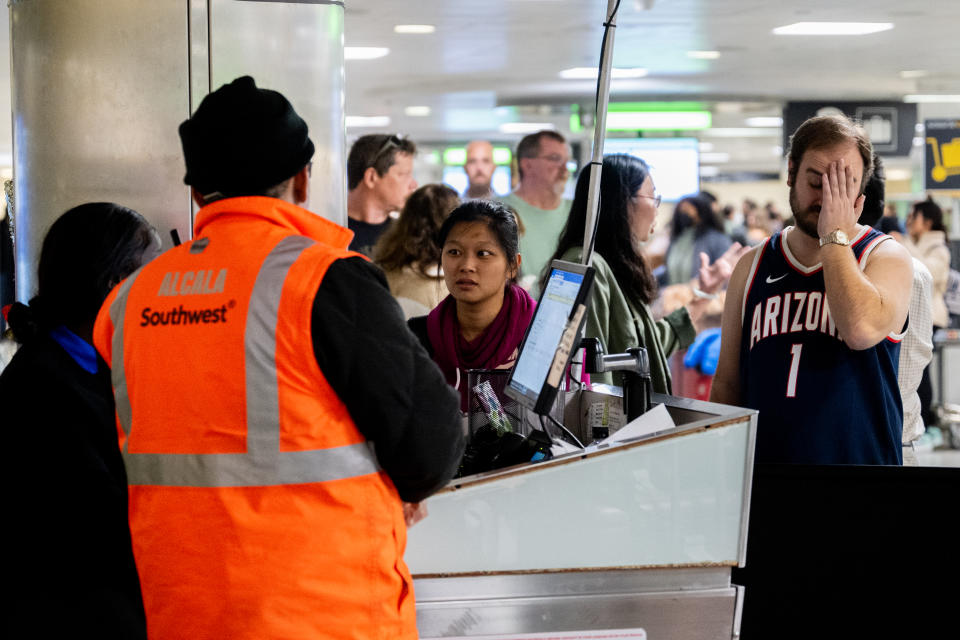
[427,284,537,410]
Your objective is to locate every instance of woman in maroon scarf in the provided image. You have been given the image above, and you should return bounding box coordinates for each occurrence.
[408,200,536,410]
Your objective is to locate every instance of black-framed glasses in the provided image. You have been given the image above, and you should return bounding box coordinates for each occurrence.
[633,193,662,208]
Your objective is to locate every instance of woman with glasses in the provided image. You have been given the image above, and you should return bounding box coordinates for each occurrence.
[661,194,733,286]
[546,154,744,391]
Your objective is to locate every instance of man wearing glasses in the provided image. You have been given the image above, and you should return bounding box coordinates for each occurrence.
[346,133,418,257]
[499,130,573,293]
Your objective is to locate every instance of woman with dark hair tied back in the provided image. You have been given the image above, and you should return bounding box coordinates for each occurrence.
[373,183,460,318]
[661,194,732,286]
[408,200,536,410]
[546,154,745,392]
[1,202,159,638]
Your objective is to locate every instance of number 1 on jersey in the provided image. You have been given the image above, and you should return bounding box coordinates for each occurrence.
[786,344,802,397]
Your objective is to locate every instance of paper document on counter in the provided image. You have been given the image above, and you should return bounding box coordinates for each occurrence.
[600,403,675,445]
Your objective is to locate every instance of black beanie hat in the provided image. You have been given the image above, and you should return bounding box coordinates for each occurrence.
[179,76,315,197]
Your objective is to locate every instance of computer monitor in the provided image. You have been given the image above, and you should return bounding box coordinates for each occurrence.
[505,260,595,415]
[602,137,700,202]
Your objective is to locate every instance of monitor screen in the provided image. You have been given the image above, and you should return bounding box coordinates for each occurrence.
[506,260,594,414]
[602,137,700,202]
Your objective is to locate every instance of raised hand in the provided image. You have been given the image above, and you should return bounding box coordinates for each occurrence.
[698,242,750,294]
[817,158,864,240]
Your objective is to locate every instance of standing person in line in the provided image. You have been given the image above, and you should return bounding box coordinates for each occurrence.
[903,197,951,430]
[710,114,913,465]
[661,195,733,286]
[857,155,933,465]
[374,183,460,318]
[463,140,496,200]
[93,76,463,639]
[546,155,746,391]
[346,133,418,257]
[3,202,160,639]
[499,130,572,292]
[408,200,536,410]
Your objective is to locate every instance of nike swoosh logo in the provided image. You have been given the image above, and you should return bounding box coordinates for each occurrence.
[766,274,788,284]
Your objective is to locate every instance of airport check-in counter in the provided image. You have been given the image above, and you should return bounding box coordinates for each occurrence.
[407,391,758,640]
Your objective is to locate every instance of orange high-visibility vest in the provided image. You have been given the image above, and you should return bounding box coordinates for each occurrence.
[94,197,416,640]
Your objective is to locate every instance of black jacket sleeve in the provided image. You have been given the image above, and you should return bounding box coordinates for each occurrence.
[310,257,464,502]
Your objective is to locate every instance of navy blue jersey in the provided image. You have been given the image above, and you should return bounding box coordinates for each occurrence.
[738,226,903,465]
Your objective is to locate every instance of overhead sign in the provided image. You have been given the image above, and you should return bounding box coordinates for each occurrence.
[924,119,960,190]
[783,101,918,157]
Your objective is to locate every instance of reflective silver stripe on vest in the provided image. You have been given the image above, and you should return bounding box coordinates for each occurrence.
[109,267,144,439]
[113,235,380,487]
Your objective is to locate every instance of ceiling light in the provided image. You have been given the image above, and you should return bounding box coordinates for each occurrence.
[404,106,431,117]
[699,166,720,178]
[700,152,731,164]
[745,116,783,127]
[394,24,435,34]
[773,22,894,36]
[498,122,556,134]
[885,168,912,181]
[904,95,960,103]
[687,51,720,60]
[345,115,391,128]
[606,111,711,131]
[344,47,389,60]
[559,67,647,79]
[900,70,929,79]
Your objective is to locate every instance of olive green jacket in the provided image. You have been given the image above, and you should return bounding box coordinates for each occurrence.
[562,248,696,393]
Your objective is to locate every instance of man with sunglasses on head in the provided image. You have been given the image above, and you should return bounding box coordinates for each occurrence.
[346,133,418,257]
[93,77,462,639]
[499,129,572,294]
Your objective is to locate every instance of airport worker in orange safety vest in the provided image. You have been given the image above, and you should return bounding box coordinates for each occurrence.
[93,75,464,640]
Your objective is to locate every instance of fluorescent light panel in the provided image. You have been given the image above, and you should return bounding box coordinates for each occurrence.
[559,67,647,79]
[773,22,893,36]
[904,95,960,103]
[394,24,435,34]
[745,116,783,127]
[345,115,391,128]
[687,50,720,60]
[404,106,431,117]
[344,47,389,60]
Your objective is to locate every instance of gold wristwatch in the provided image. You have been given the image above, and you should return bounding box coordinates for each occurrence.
[819,229,850,247]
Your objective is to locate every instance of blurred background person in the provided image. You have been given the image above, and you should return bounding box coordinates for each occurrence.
[463,140,495,200]
[877,202,905,238]
[903,197,952,430]
[2,202,160,638]
[346,133,418,257]
[374,183,460,318]
[408,201,535,410]
[500,130,572,292]
[859,155,933,464]
[660,194,732,287]
[547,155,745,391]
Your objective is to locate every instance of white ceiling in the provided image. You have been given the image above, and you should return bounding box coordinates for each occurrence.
[342,0,960,175]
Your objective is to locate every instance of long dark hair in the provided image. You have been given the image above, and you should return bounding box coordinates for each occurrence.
[373,184,460,276]
[437,200,521,269]
[669,195,725,240]
[912,197,945,232]
[546,154,657,304]
[7,202,158,343]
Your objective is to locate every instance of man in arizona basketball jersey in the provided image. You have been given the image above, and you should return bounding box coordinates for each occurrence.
[711,114,913,465]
